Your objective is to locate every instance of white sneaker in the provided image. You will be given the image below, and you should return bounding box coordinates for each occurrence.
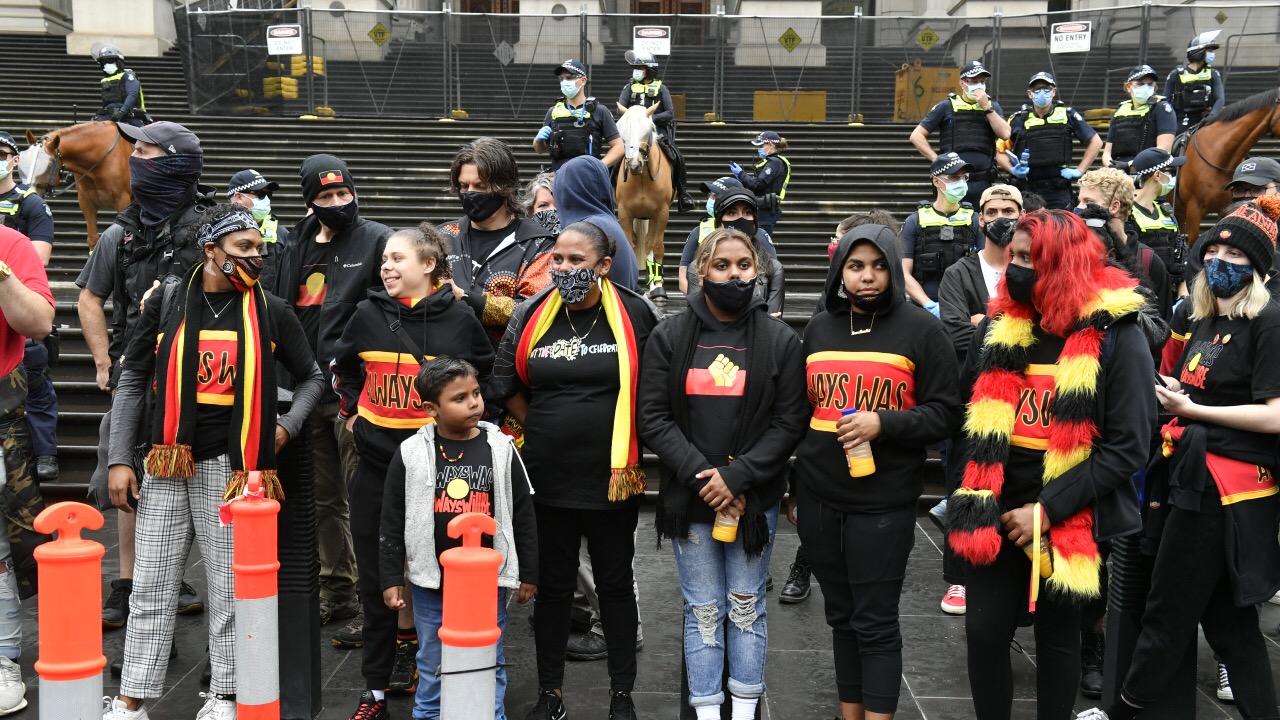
[1217,662,1235,703]
[0,657,26,715]
[195,692,236,720]
[1076,710,1109,719]
[102,697,150,720]
[1269,589,1280,606]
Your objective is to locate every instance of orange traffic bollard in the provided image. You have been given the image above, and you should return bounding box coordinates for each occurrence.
[439,512,503,720]
[34,501,105,720]
[226,471,281,720]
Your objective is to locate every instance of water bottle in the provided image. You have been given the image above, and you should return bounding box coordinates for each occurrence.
[840,407,876,478]
[711,511,739,543]
[1019,148,1031,170]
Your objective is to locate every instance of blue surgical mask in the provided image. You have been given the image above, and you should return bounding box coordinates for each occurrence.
[706,197,716,216]
[250,195,272,222]
[560,79,580,99]
[1131,84,1155,103]
[1159,174,1176,197]
[943,179,968,203]
[757,147,767,159]
[966,83,986,98]
[1205,51,1216,65]
[1031,89,1054,108]
[1205,257,1253,298]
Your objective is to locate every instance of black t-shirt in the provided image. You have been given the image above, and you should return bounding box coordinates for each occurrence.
[1174,307,1280,466]
[1003,326,1067,509]
[434,434,498,557]
[194,291,244,461]
[461,220,519,278]
[522,306,622,508]
[684,326,749,467]
[295,238,330,350]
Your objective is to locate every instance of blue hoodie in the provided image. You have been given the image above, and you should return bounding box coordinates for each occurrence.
[553,156,639,291]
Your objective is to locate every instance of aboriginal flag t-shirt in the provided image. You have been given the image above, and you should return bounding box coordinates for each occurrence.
[295,238,330,350]
[683,324,749,525]
[433,434,497,559]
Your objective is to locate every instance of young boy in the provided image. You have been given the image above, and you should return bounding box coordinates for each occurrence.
[380,357,538,720]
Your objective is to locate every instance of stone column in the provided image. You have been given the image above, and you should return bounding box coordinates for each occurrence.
[0,0,72,35]
[66,0,175,56]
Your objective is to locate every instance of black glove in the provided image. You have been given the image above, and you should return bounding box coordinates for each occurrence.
[110,109,124,121]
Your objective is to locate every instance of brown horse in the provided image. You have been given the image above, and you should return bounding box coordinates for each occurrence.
[614,103,674,299]
[18,121,132,250]
[1175,88,1280,244]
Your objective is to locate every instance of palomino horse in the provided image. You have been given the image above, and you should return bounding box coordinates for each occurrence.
[1175,87,1280,243]
[614,103,674,300]
[18,121,133,250]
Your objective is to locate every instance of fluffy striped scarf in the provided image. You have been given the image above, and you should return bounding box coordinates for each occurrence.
[145,265,281,500]
[514,280,645,501]
[947,286,1144,599]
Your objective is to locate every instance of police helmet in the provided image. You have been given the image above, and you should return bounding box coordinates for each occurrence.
[624,50,659,70]
[1186,30,1221,60]
[90,42,125,64]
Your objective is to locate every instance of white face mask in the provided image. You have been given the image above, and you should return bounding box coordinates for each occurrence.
[250,195,272,221]
[1159,174,1177,197]
[560,79,580,99]
[0,159,10,181]
[1131,84,1155,103]
[632,69,646,81]
[965,83,986,99]
[1205,51,1216,65]
[102,63,118,75]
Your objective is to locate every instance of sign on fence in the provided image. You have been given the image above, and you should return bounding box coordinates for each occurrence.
[633,26,671,56]
[778,27,802,53]
[1050,21,1091,54]
[894,61,958,122]
[266,24,303,55]
[368,22,390,47]
[915,26,939,51]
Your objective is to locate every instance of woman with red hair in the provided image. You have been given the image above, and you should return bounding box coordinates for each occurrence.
[946,209,1154,719]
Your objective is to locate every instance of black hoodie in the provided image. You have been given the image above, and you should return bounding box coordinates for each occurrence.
[330,285,495,471]
[792,225,963,512]
[638,288,808,552]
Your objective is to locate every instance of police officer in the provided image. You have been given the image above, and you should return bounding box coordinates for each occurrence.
[226,169,289,288]
[91,43,149,127]
[617,50,694,212]
[729,130,791,237]
[900,152,982,315]
[911,60,1012,207]
[1103,65,1177,170]
[0,132,58,482]
[534,59,622,171]
[677,176,780,295]
[1165,30,1226,129]
[1128,147,1186,308]
[998,72,1101,210]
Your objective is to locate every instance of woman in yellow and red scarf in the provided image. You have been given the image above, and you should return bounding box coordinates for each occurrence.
[1080,197,1280,720]
[946,209,1154,720]
[490,220,660,720]
[102,204,324,720]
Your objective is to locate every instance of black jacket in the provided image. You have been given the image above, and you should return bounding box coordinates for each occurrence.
[272,212,392,393]
[938,254,989,361]
[439,216,556,343]
[331,286,495,472]
[638,291,808,553]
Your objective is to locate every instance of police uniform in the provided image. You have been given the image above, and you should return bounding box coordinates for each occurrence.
[91,44,149,126]
[1107,67,1177,168]
[226,169,290,290]
[921,101,1004,207]
[901,154,982,300]
[1127,148,1189,306]
[735,131,791,235]
[1008,101,1097,209]
[540,59,620,171]
[618,50,693,210]
[1165,31,1226,129]
[0,186,53,244]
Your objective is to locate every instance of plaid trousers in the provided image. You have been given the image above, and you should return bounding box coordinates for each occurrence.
[121,455,236,698]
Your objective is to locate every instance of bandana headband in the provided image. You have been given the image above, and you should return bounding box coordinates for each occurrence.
[198,209,259,247]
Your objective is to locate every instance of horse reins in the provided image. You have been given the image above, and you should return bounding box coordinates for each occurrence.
[1189,90,1280,176]
[32,126,122,198]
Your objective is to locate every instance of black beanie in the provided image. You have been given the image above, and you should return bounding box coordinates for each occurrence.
[1206,196,1280,274]
[300,153,355,205]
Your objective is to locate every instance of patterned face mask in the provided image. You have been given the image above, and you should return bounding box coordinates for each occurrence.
[1205,257,1253,298]
[533,208,561,234]
[550,266,597,304]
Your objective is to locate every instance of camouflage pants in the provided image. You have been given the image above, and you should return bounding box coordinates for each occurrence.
[0,366,48,599]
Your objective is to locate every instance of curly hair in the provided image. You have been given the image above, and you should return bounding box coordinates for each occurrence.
[1079,168,1135,219]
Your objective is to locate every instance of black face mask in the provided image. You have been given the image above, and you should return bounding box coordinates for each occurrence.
[310,200,358,232]
[703,277,756,315]
[850,291,891,312]
[983,217,1016,247]
[1005,263,1037,305]
[1073,203,1111,228]
[129,154,203,226]
[722,217,757,238]
[459,191,505,222]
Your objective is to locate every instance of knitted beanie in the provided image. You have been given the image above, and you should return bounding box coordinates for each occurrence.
[1207,195,1280,273]
[299,153,354,205]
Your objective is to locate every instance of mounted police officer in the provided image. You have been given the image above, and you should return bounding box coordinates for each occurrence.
[729,130,791,237]
[226,169,289,290]
[911,60,1012,207]
[91,43,150,127]
[999,72,1101,209]
[0,132,58,483]
[617,50,694,212]
[1128,147,1187,307]
[1165,30,1226,129]
[1103,65,1177,171]
[900,152,982,315]
[534,59,622,171]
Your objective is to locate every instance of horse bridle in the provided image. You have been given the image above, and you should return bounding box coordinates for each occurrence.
[621,131,660,184]
[1189,89,1280,176]
[30,127,122,198]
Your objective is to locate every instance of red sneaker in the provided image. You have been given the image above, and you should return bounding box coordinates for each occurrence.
[940,584,967,615]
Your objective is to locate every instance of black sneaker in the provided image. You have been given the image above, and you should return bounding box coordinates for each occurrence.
[35,456,57,483]
[566,628,608,661]
[525,688,567,720]
[177,581,204,615]
[331,613,364,649]
[608,689,637,720]
[388,637,419,693]
[348,690,388,720]
[780,561,812,604]
[320,597,360,626]
[1080,629,1104,699]
[103,578,132,630]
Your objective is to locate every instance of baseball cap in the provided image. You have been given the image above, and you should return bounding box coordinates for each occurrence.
[553,58,588,78]
[751,131,782,146]
[1127,64,1159,83]
[1130,148,1186,180]
[700,176,743,195]
[980,184,1024,209]
[117,121,202,156]
[1225,157,1280,190]
[1027,72,1056,87]
[226,169,279,197]
[0,133,18,156]
[960,61,991,80]
[930,152,972,177]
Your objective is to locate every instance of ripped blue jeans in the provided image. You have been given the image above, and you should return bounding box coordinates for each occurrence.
[672,506,778,708]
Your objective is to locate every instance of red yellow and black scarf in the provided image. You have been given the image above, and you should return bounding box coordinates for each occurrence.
[146,265,281,500]
[948,285,1145,599]
[514,280,645,501]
